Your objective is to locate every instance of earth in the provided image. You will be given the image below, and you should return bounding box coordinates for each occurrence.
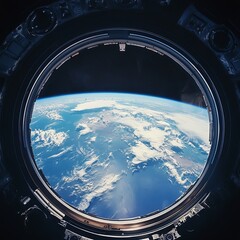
[30,92,210,220]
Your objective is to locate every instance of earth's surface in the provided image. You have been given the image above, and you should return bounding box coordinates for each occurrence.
[30,92,210,220]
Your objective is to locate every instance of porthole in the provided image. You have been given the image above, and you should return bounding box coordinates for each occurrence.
[0,1,239,239]
[22,30,220,237]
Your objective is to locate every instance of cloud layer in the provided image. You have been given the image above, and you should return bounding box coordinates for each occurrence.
[30,93,211,217]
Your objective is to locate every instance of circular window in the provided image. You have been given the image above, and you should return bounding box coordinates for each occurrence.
[22,30,220,235]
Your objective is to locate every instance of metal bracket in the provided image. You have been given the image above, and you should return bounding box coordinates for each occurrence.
[152,228,181,240]
[174,202,205,227]
[34,189,65,220]
[178,5,240,76]
[64,229,93,240]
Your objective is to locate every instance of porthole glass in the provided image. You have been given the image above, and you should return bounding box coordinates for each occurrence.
[27,33,218,223]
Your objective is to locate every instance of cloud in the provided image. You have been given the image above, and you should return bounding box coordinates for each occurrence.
[76,123,92,136]
[170,113,210,146]
[62,152,105,184]
[62,168,87,183]
[169,139,184,149]
[31,129,68,147]
[130,141,162,165]
[78,173,121,211]
[85,155,99,166]
[90,136,96,142]
[199,144,210,153]
[45,110,63,121]
[72,100,117,112]
[32,103,65,120]
[164,162,187,185]
[48,146,73,159]
[114,113,168,150]
[135,127,168,150]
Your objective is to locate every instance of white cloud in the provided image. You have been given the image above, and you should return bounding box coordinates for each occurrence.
[31,129,68,147]
[170,113,210,145]
[72,100,117,112]
[170,139,184,149]
[116,115,150,131]
[199,144,211,153]
[62,168,87,183]
[32,103,65,119]
[157,120,170,127]
[85,155,99,166]
[78,173,121,211]
[164,162,187,185]
[130,141,161,165]
[75,169,87,178]
[45,110,63,121]
[134,127,167,150]
[76,123,92,136]
[188,142,195,148]
[90,136,96,142]
[71,99,168,122]
[48,146,73,159]
[114,114,168,150]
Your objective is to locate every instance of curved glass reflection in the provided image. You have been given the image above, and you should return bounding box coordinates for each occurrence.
[30,92,210,220]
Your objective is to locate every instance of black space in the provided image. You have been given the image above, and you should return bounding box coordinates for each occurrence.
[41,44,186,98]
[0,1,240,240]
[39,43,203,107]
